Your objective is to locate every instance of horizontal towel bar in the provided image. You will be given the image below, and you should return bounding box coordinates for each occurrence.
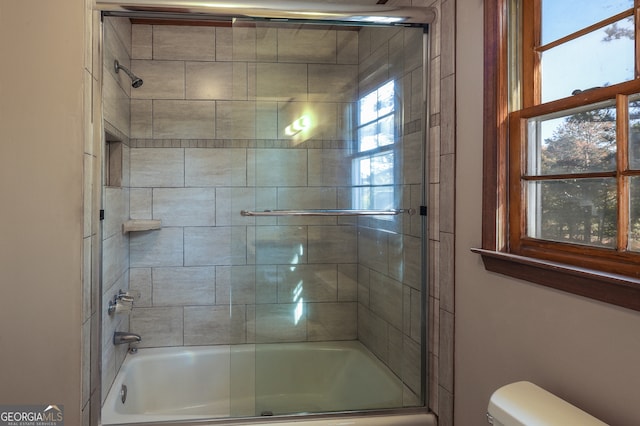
[240,208,416,217]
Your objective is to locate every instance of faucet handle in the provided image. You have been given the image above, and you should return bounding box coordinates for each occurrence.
[117,289,140,301]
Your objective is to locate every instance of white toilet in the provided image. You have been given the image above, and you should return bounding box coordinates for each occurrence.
[487,381,608,425]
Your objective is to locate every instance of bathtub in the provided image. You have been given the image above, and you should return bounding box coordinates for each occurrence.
[102,341,436,425]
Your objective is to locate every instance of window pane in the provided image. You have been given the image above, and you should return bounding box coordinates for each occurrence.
[630,177,640,251]
[526,178,617,247]
[358,123,378,152]
[527,105,617,175]
[359,91,378,125]
[378,115,395,147]
[377,81,395,117]
[372,186,394,210]
[541,0,633,45]
[629,96,640,170]
[371,152,394,185]
[541,18,634,103]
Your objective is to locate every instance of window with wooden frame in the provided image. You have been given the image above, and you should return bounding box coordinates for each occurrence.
[478,0,640,311]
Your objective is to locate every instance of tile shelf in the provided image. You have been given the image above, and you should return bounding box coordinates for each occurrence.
[122,219,162,233]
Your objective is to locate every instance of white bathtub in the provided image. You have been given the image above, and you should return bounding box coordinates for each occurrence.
[102,341,436,425]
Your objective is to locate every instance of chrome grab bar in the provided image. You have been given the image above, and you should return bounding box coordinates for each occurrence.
[240,208,416,217]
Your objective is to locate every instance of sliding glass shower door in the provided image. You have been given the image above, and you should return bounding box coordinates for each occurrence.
[226,19,429,416]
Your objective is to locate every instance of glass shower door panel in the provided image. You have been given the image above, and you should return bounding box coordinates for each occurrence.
[229,20,427,417]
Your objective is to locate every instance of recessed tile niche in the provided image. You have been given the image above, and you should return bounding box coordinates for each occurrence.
[105,132,123,188]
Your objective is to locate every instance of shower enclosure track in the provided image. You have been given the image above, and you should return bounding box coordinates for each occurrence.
[240,208,416,217]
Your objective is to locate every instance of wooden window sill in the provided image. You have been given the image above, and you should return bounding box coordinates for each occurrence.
[471,248,640,312]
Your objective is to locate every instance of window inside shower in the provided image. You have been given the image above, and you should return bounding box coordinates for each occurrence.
[101,13,428,422]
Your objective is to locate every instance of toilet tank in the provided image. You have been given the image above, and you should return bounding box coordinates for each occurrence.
[487,381,608,426]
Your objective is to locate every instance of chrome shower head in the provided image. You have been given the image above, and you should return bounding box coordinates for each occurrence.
[114,60,143,88]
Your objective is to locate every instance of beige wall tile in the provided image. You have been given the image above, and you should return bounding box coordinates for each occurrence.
[403,335,421,394]
[357,304,388,362]
[409,67,424,123]
[131,306,184,347]
[110,17,132,58]
[153,266,216,306]
[277,28,336,63]
[439,153,455,233]
[216,101,256,139]
[308,65,358,103]
[256,265,278,304]
[184,226,246,266]
[369,270,403,329]
[255,101,278,139]
[277,264,337,303]
[308,149,351,187]
[215,27,232,61]
[231,26,257,61]
[276,187,336,226]
[130,188,152,219]
[130,148,184,187]
[357,227,389,275]
[410,287,421,342]
[102,232,128,288]
[308,225,357,264]
[403,132,424,185]
[216,265,256,304]
[256,27,277,62]
[256,63,307,102]
[184,305,246,345]
[359,44,389,96]
[104,187,128,239]
[337,31,358,65]
[404,27,424,73]
[388,31,405,82]
[129,267,152,307]
[153,25,215,61]
[253,149,307,187]
[131,60,185,100]
[130,227,184,267]
[308,302,357,341]
[185,148,247,187]
[102,72,130,136]
[153,100,215,139]
[153,188,216,227]
[357,265,370,307]
[255,304,306,343]
[337,264,358,301]
[216,187,256,226]
[254,226,307,265]
[186,62,234,100]
[131,99,152,139]
[132,24,152,59]
[104,19,131,98]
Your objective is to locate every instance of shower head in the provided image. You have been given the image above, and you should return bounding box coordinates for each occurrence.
[114,60,143,88]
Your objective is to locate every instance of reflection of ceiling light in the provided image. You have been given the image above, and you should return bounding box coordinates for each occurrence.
[350,15,405,23]
[285,115,311,136]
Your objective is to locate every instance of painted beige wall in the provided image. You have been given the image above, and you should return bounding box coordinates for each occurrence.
[455,0,640,425]
[0,1,84,423]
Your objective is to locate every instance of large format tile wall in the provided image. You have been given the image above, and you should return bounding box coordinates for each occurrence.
[127,24,362,347]
[101,17,133,403]
[355,25,425,405]
[92,1,455,423]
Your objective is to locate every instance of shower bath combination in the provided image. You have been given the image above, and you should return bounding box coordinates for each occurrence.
[98,2,435,425]
[114,59,143,88]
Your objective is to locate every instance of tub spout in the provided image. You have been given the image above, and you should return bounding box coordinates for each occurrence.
[113,331,142,345]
